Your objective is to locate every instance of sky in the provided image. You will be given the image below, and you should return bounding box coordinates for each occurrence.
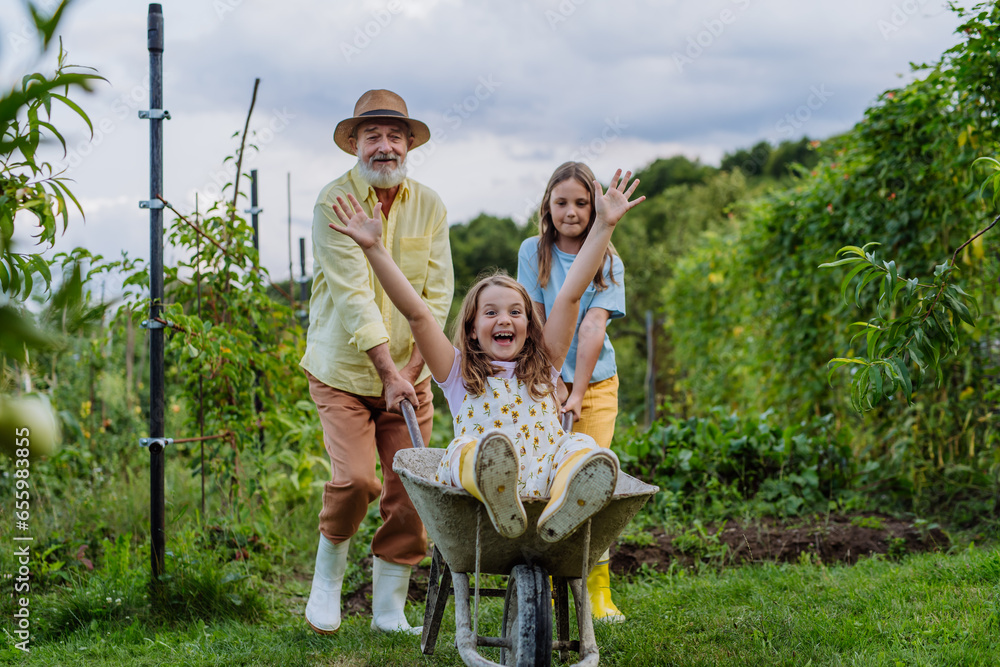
[1,0,968,295]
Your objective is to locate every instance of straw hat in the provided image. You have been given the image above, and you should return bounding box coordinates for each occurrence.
[333,89,430,155]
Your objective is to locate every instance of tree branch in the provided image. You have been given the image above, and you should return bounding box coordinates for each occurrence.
[158,195,229,257]
[229,78,260,227]
[950,212,1000,267]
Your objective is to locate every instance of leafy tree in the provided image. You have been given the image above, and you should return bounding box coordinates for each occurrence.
[720,138,820,179]
[667,1,1000,517]
[764,138,819,178]
[110,176,319,525]
[633,155,715,194]
[720,140,772,178]
[1,2,103,363]
[448,213,528,293]
[613,169,751,417]
[1,1,105,459]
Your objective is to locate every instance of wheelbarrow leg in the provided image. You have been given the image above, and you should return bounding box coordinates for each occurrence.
[451,572,498,667]
[421,547,451,655]
[569,577,600,667]
[552,576,572,662]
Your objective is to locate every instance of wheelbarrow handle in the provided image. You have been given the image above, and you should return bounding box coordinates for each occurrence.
[561,410,573,433]
[400,399,425,449]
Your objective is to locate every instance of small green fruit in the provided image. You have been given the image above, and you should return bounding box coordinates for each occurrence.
[0,394,61,460]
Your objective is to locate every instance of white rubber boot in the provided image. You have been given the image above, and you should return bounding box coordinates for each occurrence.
[305,535,350,634]
[370,557,422,634]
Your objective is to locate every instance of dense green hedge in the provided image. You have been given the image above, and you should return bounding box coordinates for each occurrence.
[667,2,999,447]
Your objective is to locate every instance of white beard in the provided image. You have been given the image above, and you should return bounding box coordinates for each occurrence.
[357,152,407,189]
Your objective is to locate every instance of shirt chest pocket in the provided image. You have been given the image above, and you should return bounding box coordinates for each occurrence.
[399,236,431,288]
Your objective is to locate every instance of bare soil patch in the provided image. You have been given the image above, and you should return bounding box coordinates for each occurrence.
[611,513,949,574]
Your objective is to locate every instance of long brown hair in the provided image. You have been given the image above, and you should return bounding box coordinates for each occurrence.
[535,161,618,290]
[452,271,555,401]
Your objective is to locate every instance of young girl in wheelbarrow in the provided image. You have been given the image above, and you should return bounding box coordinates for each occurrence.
[330,169,643,544]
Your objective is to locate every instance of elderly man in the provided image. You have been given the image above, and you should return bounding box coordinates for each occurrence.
[301,89,453,634]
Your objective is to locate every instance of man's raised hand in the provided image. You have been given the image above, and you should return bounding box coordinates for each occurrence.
[329,193,383,249]
[594,169,644,227]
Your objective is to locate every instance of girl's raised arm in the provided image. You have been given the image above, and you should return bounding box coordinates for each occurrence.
[543,169,643,369]
[329,193,456,382]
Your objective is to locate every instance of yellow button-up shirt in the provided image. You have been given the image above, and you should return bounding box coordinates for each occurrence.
[300,164,454,396]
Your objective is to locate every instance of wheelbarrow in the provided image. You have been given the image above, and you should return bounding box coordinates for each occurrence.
[394,401,659,667]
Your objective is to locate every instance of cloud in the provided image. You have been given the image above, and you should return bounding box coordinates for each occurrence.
[6,0,968,288]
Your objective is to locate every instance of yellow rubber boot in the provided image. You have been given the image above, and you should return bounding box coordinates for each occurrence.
[537,448,617,543]
[587,561,625,623]
[458,441,484,501]
[458,432,526,539]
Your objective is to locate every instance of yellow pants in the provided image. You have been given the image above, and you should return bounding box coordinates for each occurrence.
[564,374,618,448]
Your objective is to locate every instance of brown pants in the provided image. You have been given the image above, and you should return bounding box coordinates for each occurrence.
[307,371,433,566]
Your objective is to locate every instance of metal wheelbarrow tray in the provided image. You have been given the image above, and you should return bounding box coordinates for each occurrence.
[394,445,658,667]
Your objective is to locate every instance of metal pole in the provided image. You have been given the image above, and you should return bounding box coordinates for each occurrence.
[298,236,308,326]
[645,310,655,427]
[146,2,166,591]
[195,193,205,521]
[287,172,293,310]
[248,170,264,448]
[249,168,260,252]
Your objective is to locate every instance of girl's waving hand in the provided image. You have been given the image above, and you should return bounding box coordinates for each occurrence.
[594,169,644,228]
[329,193,384,249]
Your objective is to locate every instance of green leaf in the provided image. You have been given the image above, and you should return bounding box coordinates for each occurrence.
[36,117,67,149]
[889,356,912,402]
[891,277,909,303]
[871,364,884,404]
[856,268,883,307]
[827,357,867,385]
[22,263,34,297]
[839,262,870,305]
[940,293,972,326]
[866,326,883,360]
[884,259,897,286]
[819,256,864,268]
[49,92,93,135]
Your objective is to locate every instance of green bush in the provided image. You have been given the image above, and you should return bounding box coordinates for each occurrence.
[618,408,857,521]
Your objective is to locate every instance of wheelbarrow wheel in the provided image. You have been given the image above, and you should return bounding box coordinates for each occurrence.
[500,564,552,667]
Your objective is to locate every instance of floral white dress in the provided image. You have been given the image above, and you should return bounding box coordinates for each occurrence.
[433,348,598,497]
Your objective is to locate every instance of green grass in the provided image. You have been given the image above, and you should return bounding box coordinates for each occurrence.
[5,546,1000,666]
[4,449,998,666]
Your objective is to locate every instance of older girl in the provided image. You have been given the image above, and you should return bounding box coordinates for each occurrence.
[517,162,627,621]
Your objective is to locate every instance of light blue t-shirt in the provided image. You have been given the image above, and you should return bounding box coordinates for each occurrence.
[516,236,625,384]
